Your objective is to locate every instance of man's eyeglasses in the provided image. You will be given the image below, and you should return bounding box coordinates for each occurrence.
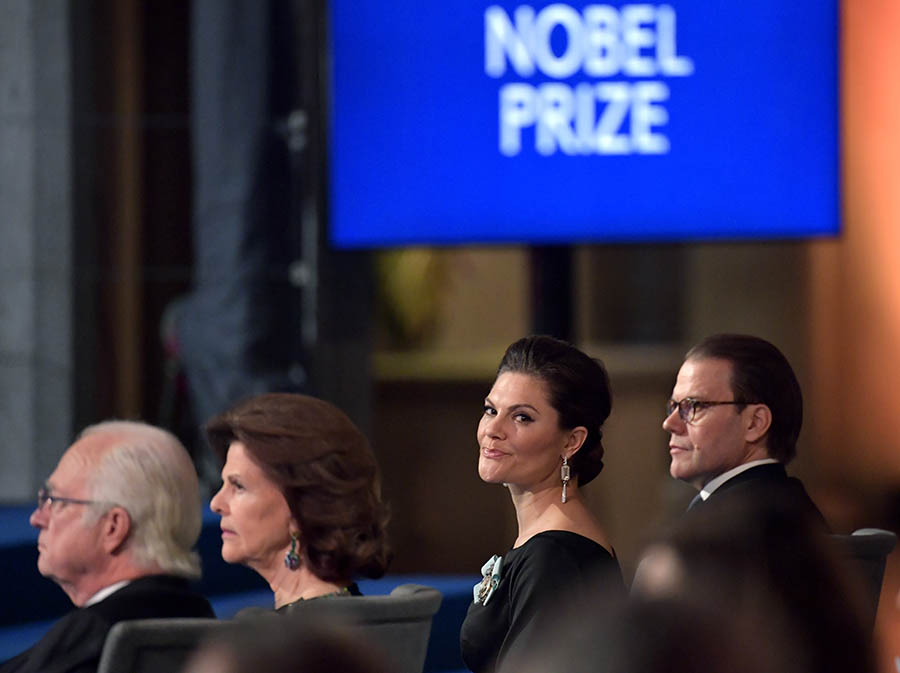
[665,398,747,423]
[36,486,101,511]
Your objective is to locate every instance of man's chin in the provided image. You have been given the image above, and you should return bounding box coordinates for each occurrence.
[669,461,693,484]
[37,564,59,585]
[668,460,680,480]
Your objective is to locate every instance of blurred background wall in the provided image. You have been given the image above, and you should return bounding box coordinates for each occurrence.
[1,0,898,669]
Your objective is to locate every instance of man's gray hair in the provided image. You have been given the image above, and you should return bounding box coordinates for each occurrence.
[80,421,202,579]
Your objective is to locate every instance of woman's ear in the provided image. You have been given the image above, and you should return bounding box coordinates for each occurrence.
[289,518,301,539]
[563,426,588,459]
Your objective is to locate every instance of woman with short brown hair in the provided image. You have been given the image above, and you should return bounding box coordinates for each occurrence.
[208,393,390,610]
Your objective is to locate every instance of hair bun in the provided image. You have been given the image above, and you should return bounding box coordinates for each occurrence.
[576,437,605,485]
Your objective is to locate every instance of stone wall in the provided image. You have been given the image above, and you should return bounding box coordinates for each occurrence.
[0,0,74,500]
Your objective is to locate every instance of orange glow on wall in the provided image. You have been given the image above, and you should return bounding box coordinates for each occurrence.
[807,3,900,671]
[808,0,900,486]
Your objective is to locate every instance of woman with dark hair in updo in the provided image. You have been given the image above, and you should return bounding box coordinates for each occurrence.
[207,393,391,611]
[460,336,625,673]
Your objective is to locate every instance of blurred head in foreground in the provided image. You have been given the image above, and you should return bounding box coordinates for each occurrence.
[507,593,791,673]
[632,497,874,673]
[183,617,391,673]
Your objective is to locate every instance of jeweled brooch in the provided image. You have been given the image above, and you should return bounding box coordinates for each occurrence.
[473,554,503,605]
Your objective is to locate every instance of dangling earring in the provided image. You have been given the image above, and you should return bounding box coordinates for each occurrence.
[561,456,571,503]
[284,532,300,570]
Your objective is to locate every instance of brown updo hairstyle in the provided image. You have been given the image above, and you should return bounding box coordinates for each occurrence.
[205,393,391,583]
[497,335,612,486]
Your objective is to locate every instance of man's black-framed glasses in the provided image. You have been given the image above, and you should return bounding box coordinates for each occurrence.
[36,485,101,511]
[665,398,747,423]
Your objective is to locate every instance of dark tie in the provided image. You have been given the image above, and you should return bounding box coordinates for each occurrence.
[687,492,704,511]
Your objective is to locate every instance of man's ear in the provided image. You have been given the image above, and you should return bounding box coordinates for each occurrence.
[563,426,588,460]
[745,404,772,443]
[101,507,132,555]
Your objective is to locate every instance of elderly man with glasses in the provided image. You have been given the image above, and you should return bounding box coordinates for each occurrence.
[1,421,214,673]
[660,333,828,528]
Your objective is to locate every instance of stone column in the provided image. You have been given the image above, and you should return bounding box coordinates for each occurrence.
[0,0,74,500]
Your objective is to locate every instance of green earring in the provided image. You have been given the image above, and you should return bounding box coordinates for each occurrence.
[284,532,300,570]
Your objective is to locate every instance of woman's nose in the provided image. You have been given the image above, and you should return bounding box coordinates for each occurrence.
[482,414,505,438]
[210,485,226,514]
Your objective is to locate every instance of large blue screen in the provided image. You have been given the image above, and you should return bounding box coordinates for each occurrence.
[328,1,839,247]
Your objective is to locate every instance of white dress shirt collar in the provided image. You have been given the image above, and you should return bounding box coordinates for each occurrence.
[699,458,779,501]
[83,580,131,607]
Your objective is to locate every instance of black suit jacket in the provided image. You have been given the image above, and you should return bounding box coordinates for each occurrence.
[0,575,214,673]
[688,463,830,531]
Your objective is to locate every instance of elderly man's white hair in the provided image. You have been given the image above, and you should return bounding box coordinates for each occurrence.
[79,420,202,578]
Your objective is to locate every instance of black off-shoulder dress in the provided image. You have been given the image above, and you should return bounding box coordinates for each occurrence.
[459,530,624,673]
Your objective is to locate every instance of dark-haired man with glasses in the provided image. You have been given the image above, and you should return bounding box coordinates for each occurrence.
[1,421,213,673]
[661,334,827,527]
